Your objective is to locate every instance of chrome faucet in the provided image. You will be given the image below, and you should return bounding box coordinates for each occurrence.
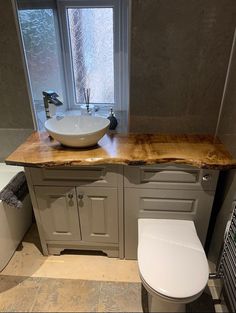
[43,91,63,119]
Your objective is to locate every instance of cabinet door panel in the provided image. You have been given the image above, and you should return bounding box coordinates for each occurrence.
[140,197,195,212]
[125,188,215,259]
[35,186,81,241]
[77,188,118,243]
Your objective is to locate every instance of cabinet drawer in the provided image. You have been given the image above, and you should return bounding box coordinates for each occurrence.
[124,165,219,190]
[30,165,118,187]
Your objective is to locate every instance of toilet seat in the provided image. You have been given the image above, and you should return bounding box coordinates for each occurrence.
[138,219,209,300]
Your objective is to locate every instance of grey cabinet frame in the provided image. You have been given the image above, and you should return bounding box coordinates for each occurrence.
[25,164,218,260]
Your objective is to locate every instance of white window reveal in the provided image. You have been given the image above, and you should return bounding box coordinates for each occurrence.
[15,0,130,130]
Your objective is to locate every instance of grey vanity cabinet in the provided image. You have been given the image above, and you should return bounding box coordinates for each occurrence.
[26,166,122,258]
[77,187,118,243]
[26,164,219,259]
[34,186,81,241]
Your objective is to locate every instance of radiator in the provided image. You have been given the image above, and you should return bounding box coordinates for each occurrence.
[218,202,236,312]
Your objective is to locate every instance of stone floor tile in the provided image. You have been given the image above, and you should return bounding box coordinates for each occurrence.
[0,276,40,312]
[31,278,101,312]
[215,303,228,313]
[209,285,224,300]
[98,281,143,312]
[2,224,140,283]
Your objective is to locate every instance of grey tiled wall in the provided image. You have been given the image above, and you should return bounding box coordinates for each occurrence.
[209,14,236,265]
[0,128,33,162]
[208,169,236,265]
[2,0,236,152]
[129,0,236,134]
[216,37,236,158]
[0,0,34,129]
[0,0,34,162]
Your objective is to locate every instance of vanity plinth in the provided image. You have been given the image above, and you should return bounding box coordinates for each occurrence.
[5,132,236,259]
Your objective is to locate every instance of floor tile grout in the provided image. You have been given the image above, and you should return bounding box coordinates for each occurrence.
[29,277,43,312]
[96,281,103,312]
[0,226,228,313]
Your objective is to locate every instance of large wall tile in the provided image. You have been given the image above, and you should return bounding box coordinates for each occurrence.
[130,0,236,133]
[0,0,33,129]
[217,38,236,157]
[0,128,33,161]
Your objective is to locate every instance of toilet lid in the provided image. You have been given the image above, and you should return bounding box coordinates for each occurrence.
[138,219,209,299]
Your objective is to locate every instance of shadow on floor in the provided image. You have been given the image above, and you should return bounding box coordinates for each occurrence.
[187,287,216,313]
[61,249,107,256]
[141,284,215,313]
[19,223,43,254]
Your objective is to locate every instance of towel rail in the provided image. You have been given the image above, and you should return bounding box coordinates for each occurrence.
[218,201,236,312]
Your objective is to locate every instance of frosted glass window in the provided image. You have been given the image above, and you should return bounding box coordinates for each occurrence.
[67,8,114,104]
[18,9,64,102]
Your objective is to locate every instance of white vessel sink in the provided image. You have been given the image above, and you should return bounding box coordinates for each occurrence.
[44,115,110,147]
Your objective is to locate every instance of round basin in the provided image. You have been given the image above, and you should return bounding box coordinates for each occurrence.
[44,115,110,147]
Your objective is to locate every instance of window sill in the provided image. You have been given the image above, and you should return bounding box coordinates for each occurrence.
[66,108,128,133]
[36,107,128,133]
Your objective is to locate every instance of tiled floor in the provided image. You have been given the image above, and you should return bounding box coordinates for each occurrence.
[207,262,228,313]
[0,276,142,312]
[1,225,140,283]
[0,224,229,312]
[0,225,142,312]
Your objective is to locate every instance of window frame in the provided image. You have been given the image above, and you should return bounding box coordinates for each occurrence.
[14,0,130,120]
[17,0,56,9]
[16,0,68,108]
[57,0,128,111]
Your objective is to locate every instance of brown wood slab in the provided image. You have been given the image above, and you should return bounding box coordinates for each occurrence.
[5,132,236,169]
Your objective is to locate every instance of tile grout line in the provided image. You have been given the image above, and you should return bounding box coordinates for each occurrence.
[209,279,229,313]
[29,277,43,312]
[96,280,103,312]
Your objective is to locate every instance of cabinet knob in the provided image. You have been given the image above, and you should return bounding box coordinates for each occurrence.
[78,193,84,200]
[202,174,211,182]
[68,193,74,199]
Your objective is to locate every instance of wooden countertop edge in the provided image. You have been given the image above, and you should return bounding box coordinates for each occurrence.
[5,157,236,170]
[5,132,236,170]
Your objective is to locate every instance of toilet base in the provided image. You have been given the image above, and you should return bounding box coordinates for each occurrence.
[148,292,186,313]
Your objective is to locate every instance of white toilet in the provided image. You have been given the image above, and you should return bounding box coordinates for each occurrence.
[138,219,209,312]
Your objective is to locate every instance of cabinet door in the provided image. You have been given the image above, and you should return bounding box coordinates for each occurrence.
[125,188,215,259]
[77,187,118,243]
[35,186,81,241]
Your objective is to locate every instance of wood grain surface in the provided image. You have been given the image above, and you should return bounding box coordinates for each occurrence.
[5,132,236,169]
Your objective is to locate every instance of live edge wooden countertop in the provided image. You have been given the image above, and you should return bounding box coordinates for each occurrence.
[5,132,236,169]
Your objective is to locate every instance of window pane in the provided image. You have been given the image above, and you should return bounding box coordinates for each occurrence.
[67,8,114,104]
[18,9,64,102]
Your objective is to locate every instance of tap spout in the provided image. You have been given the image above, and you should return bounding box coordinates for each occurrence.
[43,91,63,119]
[43,91,63,106]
